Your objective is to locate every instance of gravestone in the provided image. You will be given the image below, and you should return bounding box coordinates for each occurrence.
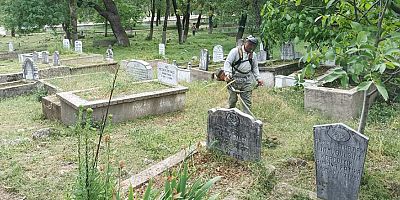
[32,51,39,63]
[281,42,295,60]
[63,39,70,49]
[8,42,14,52]
[212,45,224,63]
[125,60,153,81]
[22,58,39,80]
[199,49,209,71]
[258,42,267,61]
[157,62,178,85]
[207,108,262,161]
[42,51,49,64]
[53,51,60,66]
[172,60,177,66]
[75,41,83,54]
[159,43,165,56]
[19,53,33,63]
[105,45,114,61]
[314,123,369,200]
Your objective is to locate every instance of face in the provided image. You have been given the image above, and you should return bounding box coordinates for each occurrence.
[244,41,257,53]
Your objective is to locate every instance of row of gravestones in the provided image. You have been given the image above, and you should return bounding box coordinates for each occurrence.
[62,39,83,54]
[122,59,189,85]
[207,108,368,200]
[19,51,61,66]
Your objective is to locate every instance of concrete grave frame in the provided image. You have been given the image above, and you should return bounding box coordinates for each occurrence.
[55,80,188,125]
[258,60,304,87]
[275,66,336,88]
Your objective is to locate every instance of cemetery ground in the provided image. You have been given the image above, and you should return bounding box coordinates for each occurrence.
[0,30,399,199]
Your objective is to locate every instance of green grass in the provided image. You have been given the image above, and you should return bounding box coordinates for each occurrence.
[0,28,399,199]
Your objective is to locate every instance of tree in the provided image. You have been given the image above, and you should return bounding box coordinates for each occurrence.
[69,0,78,45]
[172,0,183,44]
[162,0,171,44]
[79,0,130,46]
[182,0,191,42]
[147,0,156,40]
[261,0,400,134]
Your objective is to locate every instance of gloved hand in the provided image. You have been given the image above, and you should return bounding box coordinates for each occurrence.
[257,79,264,86]
[224,74,232,82]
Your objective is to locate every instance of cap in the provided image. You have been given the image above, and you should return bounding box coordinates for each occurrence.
[246,35,258,45]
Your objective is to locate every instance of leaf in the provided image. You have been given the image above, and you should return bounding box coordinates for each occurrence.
[375,82,389,101]
[194,176,221,200]
[208,194,220,200]
[385,48,400,55]
[143,179,153,200]
[325,48,335,60]
[128,185,135,200]
[351,22,362,32]
[323,73,341,83]
[326,0,336,9]
[357,31,368,44]
[357,81,373,91]
[346,47,359,54]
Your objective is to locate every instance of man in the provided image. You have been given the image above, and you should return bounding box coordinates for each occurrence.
[223,35,264,115]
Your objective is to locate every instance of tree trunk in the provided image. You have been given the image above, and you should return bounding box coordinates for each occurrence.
[162,0,170,44]
[62,22,71,40]
[156,0,161,26]
[208,6,213,34]
[196,10,202,29]
[90,0,130,46]
[236,13,247,41]
[252,0,261,30]
[172,0,183,44]
[358,90,371,134]
[183,0,190,42]
[69,0,78,46]
[11,28,15,37]
[105,20,108,37]
[147,0,155,40]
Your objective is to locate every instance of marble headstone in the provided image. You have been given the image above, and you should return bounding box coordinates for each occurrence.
[32,51,39,63]
[159,43,165,56]
[314,123,369,200]
[157,62,178,85]
[22,58,39,80]
[8,42,14,52]
[199,49,209,71]
[63,39,70,49]
[207,108,262,161]
[281,42,295,60]
[212,45,224,63]
[106,46,114,61]
[42,51,49,64]
[125,60,153,81]
[75,40,83,54]
[53,51,60,66]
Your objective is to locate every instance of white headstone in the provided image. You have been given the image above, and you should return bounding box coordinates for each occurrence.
[159,43,165,56]
[106,46,114,61]
[212,45,224,63]
[22,58,39,80]
[63,39,70,49]
[8,42,14,52]
[172,60,177,66]
[32,51,39,63]
[42,51,49,64]
[0,27,6,36]
[19,53,33,63]
[258,51,267,62]
[125,60,153,81]
[53,51,60,66]
[75,41,83,54]
[260,42,264,51]
[314,123,369,200]
[157,62,178,85]
[199,49,209,71]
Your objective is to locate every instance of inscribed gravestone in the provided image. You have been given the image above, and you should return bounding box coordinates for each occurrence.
[125,60,153,81]
[8,42,14,52]
[212,45,224,63]
[105,46,114,61]
[32,51,39,62]
[22,58,39,80]
[42,51,49,64]
[281,42,295,60]
[258,42,267,61]
[199,49,209,71]
[207,108,262,161]
[53,51,60,66]
[75,41,83,54]
[157,62,178,85]
[159,43,165,56]
[314,123,369,200]
[63,39,70,49]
